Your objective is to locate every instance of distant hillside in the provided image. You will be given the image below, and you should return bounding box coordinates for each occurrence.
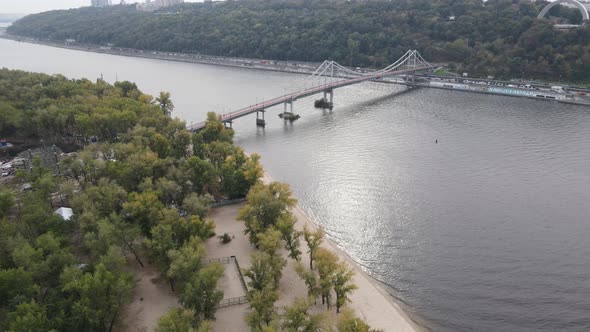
[7,1,590,81]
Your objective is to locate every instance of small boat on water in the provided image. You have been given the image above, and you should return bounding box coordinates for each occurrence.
[278,112,300,121]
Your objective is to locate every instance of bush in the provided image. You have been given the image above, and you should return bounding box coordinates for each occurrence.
[218,233,232,244]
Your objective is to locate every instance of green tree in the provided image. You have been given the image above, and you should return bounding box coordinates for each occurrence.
[84,214,144,267]
[167,236,206,291]
[303,225,324,270]
[336,308,381,332]
[246,284,279,330]
[6,300,51,332]
[238,182,297,246]
[61,263,134,332]
[333,263,357,313]
[294,263,321,304]
[243,252,274,292]
[281,297,327,332]
[0,190,14,219]
[315,248,338,310]
[0,268,38,307]
[182,193,212,220]
[11,232,75,287]
[180,264,224,323]
[156,91,174,116]
[156,308,196,332]
[171,130,191,159]
[257,228,287,288]
[276,214,301,261]
[123,190,164,235]
[156,308,210,332]
[199,112,234,144]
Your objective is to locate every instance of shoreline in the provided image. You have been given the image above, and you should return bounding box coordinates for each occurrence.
[0,31,320,76]
[259,170,425,331]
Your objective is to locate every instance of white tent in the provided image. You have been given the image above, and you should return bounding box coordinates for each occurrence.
[54,207,74,221]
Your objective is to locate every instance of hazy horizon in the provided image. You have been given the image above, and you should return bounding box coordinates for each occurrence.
[0,0,200,15]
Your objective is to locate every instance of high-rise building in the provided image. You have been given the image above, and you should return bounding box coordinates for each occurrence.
[137,0,183,12]
[91,0,111,7]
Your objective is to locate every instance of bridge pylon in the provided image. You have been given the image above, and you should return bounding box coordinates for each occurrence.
[256,109,266,127]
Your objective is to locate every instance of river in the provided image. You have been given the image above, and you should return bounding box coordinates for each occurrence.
[2,38,590,331]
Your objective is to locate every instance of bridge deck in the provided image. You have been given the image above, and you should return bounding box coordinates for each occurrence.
[187,64,437,131]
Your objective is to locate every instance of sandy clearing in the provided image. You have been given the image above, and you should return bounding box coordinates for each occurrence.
[207,203,252,332]
[120,259,180,332]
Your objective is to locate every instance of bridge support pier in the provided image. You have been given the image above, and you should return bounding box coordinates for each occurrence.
[283,101,293,116]
[256,110,266,127]
[224,120,233,129]
[323,90,333,104]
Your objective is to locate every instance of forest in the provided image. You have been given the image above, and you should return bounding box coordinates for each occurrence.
[7,0,590,82]
[0,70,378,331]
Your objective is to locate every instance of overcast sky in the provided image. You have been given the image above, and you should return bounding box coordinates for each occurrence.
[0,0,199,14]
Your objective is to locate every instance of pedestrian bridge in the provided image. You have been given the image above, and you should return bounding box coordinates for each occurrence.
[187,50,438,131]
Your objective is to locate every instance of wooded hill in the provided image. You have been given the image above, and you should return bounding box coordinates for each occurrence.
[8,0,590,82]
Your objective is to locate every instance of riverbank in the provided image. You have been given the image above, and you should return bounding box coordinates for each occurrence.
[0,31,320,76]
[260,170,423,331]
[207,194,422,331]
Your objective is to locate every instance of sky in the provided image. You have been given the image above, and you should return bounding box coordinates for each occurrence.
[0,0,199,14]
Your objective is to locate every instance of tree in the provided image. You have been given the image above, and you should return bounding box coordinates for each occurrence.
[123,190,164,235]
[336,308,381,332]
[61,263,134,332]
[156,91,174,116]
[276,214,301,261]
[0,190,14,219]
[303,225,324,270]
[167,236,206,291]
[281,298,327,332]
[146,222,175,280]
[182,156,216,194]
[11,232,75,287]
[156,308,211,332]
[246,284,279,330]
[156,178,180,205]
[257,228,287,288]
[180,264,224,323]
[221,151,263,199]
[6,300,51,332]
[171,130,191,159]
[115,81,138,98]
[243,252,274,292]
[333,263,357,313]
[199,112,234,144]
[156,308,196,332]
[238,182,297,246]
[0,268,38,307]
[73,178,127,219]
[182,193,212,220]
[84,214,144,267]
[315,248,338,310]
[294,263,321,304]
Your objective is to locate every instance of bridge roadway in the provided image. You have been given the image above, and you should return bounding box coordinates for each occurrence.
[187,64,437,131]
